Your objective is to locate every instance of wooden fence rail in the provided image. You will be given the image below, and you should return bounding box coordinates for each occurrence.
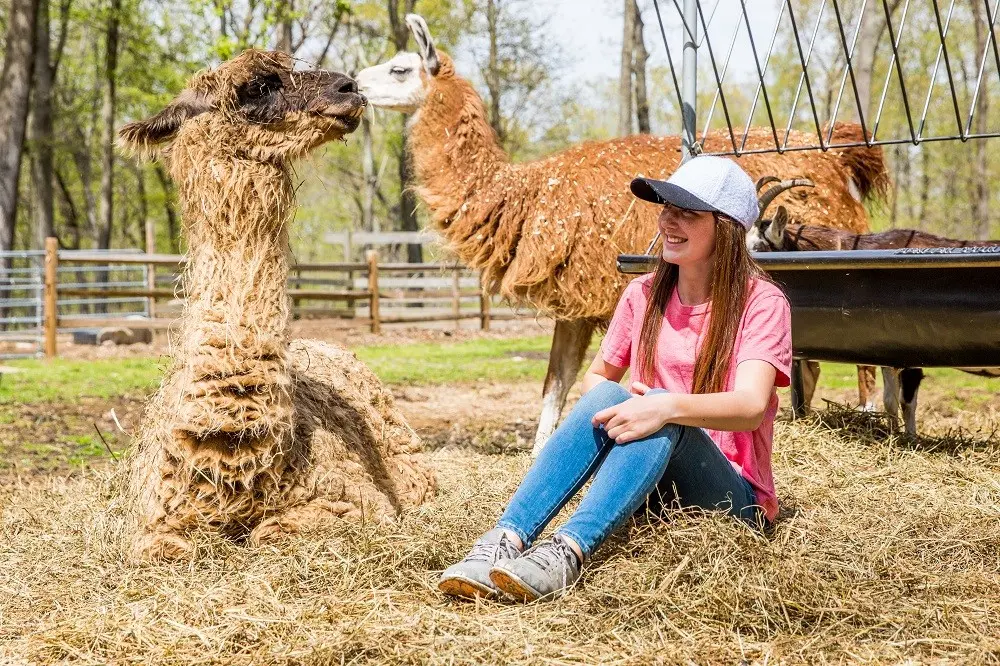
[42,238,506,358]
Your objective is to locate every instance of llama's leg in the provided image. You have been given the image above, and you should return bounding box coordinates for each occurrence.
[248,497,363,546]
[857,365,877,411]
[532,319,597,457]
[882,367,902,423]
[900,368,924,437]
[132,529,196,561]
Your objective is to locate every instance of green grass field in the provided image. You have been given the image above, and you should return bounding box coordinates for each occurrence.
[0,336,984,406]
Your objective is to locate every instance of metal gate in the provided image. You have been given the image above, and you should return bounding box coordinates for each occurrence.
[0,249,151,360]
[0,251,45,359]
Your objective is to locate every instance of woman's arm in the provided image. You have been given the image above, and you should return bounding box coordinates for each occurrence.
[594,360,777,443]
[580,353,627,393]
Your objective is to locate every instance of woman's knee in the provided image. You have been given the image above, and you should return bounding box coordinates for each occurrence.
[577,380,631,412]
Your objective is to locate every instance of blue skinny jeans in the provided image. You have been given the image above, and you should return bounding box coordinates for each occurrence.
[497,381,763,558]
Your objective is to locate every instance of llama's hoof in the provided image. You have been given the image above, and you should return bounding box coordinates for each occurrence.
[131,532,195,562]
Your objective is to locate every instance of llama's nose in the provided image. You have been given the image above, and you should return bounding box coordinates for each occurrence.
[334,76,359,95]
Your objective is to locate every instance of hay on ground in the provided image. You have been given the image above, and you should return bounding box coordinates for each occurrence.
[2,401,999,664]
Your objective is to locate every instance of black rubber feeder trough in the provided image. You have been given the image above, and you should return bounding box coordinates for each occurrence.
[617,246,1000,412]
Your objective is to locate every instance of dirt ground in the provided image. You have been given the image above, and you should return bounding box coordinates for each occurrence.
[38,316,556,361]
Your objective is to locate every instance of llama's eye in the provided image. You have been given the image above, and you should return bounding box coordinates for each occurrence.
[242,74,282,100]
[390,66,411,77]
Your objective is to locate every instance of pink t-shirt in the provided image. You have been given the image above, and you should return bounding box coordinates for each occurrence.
[600,274,792,521]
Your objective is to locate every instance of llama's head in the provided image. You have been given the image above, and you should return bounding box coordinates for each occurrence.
[355,14,443,114]
[119,49,366,161]
[746,178,814,252]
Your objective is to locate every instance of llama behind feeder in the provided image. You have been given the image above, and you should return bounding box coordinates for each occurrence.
[357,14,891,456]
[751,200,1000,435]
[118,50,434,560]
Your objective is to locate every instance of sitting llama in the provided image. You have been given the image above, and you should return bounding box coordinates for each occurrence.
[356,14,890,455]
[118,50,434,560]
[750,200,1000,435]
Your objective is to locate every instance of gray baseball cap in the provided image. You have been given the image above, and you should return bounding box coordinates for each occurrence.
[630,155,760,230]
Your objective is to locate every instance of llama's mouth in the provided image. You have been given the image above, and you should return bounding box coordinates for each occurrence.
[317,102,366,132]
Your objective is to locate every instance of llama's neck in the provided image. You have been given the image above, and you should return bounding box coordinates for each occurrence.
[168,145,295,451]
[408,60,510,227]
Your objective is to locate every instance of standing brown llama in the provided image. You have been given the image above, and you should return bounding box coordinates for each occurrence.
[357,15,890,455]
[118,50,434,560]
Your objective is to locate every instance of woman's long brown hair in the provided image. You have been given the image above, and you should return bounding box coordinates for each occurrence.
[636,213,770,394]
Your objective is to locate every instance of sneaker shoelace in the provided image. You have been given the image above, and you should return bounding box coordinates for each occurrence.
[467,535,519,563]
[522,538,577,588]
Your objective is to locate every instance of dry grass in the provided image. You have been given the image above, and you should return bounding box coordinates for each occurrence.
[3,400,1000,665]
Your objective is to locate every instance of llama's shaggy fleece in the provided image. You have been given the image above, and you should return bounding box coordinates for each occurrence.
[119,50,433,560]
[406,55,889,322]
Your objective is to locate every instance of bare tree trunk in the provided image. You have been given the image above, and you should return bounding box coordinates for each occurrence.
[361,115,377,234]
[276,0,293,52]
[972,2,990,239]
[388,0,421,263]
[485,0,504,143]
[618,0,636,136]
[30,0,54,250]
[889,145,901,228]
[97,0,121,251]
[632,0,649,134]
[153,163,179,253]
[398,115,421,263]
[55,166,81,249]
[0,0,39,258]
[918,147,930,226]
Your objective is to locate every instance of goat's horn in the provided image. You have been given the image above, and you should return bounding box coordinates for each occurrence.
[757,178,815,219]
[756,176,780,193]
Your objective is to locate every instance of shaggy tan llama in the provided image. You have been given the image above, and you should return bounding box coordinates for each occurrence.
[118,50,434,560]
[357,15,891,454]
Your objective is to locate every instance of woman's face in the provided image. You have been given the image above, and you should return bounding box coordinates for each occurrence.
[657,203,717,266]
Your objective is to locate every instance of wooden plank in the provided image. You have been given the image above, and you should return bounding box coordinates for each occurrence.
[58,287,178,298]
[324,231,441,246]
[287,289,369,301]
[290,262,367,271]
[58,317,178,330]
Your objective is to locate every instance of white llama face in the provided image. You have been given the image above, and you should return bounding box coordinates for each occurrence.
[356,53,429,114]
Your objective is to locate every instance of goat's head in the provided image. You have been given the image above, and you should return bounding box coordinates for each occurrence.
[119,49,366,162]
[746,177,814,252]
[356,14,443,114]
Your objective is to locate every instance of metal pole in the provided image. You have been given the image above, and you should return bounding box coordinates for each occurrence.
[680,0,698,159]
[646,0,698,256]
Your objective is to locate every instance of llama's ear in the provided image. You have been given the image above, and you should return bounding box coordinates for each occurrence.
[118,90,213,157]
[405,14,440,76]
[767,206,790,246]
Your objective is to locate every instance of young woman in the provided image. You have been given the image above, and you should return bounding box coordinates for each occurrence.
[439,156,792,602]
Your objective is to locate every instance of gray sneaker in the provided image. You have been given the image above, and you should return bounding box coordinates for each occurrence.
[439,528,522,599]
[489,533,581,602]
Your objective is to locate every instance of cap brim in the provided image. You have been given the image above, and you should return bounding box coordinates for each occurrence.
[629,177,718,212]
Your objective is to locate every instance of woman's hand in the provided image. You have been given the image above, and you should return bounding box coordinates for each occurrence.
[592,392,673,444]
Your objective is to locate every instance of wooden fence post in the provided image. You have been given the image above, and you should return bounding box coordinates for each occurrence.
[452,267,461,329]
[479,271,491,331]
[44,237,58,358]
[367,250,380,334]
[145,218,157,319]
